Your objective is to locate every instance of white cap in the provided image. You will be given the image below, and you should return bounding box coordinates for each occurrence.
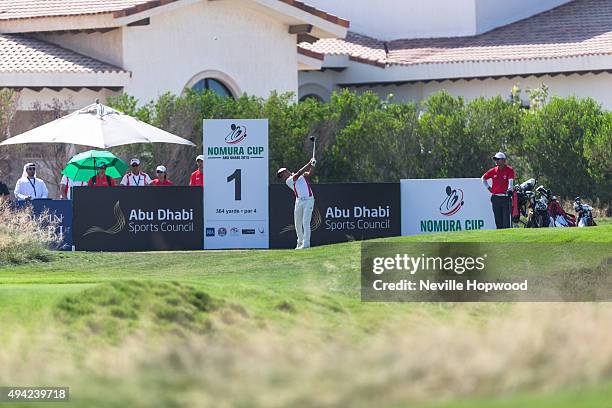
[130,158,140,165]
[156,165,167,173]
[493,152,506,160]
[195,155,204,162]
[276,168,288,178]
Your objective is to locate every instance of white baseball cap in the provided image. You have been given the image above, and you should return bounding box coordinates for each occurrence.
[492,152,506,160]
[156,165,167,173]
[130,158,140,166]
[195,155,204,162]
[276,168,288,178]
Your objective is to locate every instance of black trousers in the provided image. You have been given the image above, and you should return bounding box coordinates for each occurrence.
[491,195,511,229]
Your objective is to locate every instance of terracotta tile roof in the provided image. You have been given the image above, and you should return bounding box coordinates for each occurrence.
[302,0,612,67]
[278,0,349,28]
[297,46,324,61]
[0,0,349,28]
[0,34,126,73]
[299,32,387,67]
[0,0,160,20]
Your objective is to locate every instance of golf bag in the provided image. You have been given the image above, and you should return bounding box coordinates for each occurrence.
[535,186,576,227]
[530,186,551,228]
[573,196,596,227]
[512,178,536,228]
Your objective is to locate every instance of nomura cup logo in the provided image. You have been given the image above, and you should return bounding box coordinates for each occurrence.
[225,124,247,144]
[439,186,464,216]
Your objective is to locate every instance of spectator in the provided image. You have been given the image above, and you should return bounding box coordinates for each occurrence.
[88,162,115,187]
[189,155,204,187]
[14,162,49,201]
[481,152,515,229]
[120,158,151,187]
[59,174,87,199]
[151,165,173,186]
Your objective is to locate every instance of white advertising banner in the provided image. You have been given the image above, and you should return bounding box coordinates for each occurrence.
[401,178,496,236]
[203,119,269,249]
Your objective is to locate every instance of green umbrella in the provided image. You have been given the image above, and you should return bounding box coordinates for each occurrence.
[62,150,128,182]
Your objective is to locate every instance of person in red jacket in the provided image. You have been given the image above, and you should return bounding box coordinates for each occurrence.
[481,152,515,229]
[151,165,174,186]
[88,162,115,187]
[189,155,204,187]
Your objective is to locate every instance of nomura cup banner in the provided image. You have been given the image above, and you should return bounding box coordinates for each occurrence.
[401,178,496,236]
[203,119,269,249]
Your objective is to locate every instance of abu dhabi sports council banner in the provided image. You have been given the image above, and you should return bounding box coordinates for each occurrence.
[15,199,73,250]
[73,187,203,251]
[269,183,401,249]
[203,119,269,249]
[401,178,496,236]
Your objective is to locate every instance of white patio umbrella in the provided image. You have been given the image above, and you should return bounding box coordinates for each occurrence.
[0,101,195,148]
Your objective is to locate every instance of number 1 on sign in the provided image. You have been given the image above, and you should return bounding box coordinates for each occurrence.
[227,169,242,200]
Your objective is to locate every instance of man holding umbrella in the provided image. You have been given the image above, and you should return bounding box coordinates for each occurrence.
[88,162,115,187]
[62,150,127,189]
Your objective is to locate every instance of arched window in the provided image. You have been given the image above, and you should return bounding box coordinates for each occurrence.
[191,78,233,98]
[299,94,324,102]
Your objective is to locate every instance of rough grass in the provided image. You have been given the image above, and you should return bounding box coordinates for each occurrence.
[0,199,59,265]
[0,224,610,407]
[55,280,217,344]
[1,303,611,408]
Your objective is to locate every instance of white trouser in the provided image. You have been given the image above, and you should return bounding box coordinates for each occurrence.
[294,197,315,248]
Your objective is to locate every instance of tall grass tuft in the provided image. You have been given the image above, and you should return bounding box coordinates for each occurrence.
[1,302,611,407]
[0,198,60,265]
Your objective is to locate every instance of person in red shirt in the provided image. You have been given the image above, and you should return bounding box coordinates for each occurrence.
[151,165,174,186]
[189,155,204,187]
[481,152,515,229]
[88,162,115,187]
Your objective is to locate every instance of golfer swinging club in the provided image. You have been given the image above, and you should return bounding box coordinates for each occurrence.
[277,156,316,250]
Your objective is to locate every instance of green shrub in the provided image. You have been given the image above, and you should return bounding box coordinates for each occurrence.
[108,89,612,206]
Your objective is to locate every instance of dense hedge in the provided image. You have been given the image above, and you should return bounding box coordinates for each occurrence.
[108,89,611,206]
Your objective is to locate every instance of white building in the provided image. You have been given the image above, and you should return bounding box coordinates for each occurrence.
[0,0,349,193]
[1,0,611,116]
[298,0,612,109]
[0,0,347,126]
[1,0,610,194]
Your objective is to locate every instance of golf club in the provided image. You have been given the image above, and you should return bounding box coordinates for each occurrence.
[310,135,316,160]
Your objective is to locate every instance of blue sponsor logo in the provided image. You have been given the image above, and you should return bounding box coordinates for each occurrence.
[206,228,215,237]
